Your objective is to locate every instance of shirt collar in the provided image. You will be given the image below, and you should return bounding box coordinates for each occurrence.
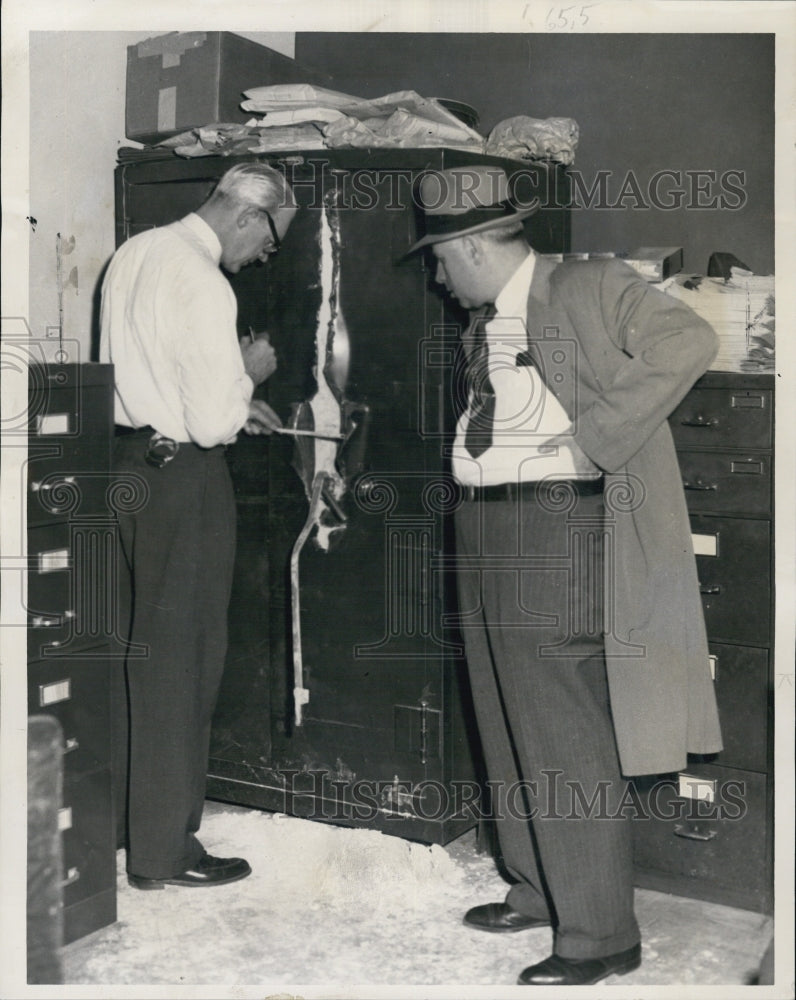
[494,250,536,319]
[180,212,223,266]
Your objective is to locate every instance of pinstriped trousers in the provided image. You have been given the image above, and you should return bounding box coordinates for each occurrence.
[454,487,641,960]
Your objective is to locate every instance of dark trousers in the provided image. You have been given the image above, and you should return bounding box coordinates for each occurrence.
[455,489,640,960]
[112,433,236,879]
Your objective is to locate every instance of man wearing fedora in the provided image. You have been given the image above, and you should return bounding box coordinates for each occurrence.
[408,165,722,986]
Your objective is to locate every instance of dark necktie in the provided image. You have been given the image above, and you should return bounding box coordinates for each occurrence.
[465,305,497,458]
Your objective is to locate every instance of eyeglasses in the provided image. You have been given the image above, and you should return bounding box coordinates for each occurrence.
[260,209,281,256]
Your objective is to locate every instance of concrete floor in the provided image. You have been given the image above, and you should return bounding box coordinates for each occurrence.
[62,800,776,994]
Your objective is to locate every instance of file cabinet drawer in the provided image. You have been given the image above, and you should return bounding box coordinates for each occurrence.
[28,374,114,442]
[669,387,772,451]
[27,444,113,526]
[60,768,116,943]
[709,643,769,773]
[690,515,770,645]
[676,451,771,516]
[633,765,768,911]
[27,372,114,525]
[27,523,74,657]
[28,658,112,778]
[27,522,120,658]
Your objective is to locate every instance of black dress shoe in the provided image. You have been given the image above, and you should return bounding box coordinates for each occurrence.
[517,942,641,985]
[128,853,252,890]
[464,901,550,933]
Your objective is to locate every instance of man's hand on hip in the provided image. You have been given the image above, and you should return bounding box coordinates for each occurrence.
[241,333,277,385]
[244,399,283,435]
[539,432,601,477]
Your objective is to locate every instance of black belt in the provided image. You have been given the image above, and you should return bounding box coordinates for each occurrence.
[114,426,225,466]
[463,478,604,502]
[115,424,154,437]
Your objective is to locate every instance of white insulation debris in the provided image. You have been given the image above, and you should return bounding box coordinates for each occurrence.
[309,203,347,551]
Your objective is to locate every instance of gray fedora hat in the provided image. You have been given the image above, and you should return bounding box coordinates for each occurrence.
[406,165,539,255]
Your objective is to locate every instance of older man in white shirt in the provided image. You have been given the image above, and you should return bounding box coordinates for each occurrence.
[100,162,296,889]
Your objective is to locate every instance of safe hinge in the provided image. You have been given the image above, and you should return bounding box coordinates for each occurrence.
[394,700,441,765]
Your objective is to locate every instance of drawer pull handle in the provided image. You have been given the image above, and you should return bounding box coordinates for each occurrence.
[61,866,81,888]
[680,416,718,428]
[683,480,718,492]
[30,615,60,628]
[30,611,75,627]
[31,475,76,492]
[699,585,721,595]
[673,823,717,843]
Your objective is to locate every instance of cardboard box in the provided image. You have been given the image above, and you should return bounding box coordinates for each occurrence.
[126,32,332,145]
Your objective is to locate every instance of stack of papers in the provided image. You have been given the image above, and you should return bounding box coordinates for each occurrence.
[660,270,775,372]
[240,85,485,150]
[156,121,327,157]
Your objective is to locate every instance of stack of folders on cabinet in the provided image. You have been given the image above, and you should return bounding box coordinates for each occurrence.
[659,269,775,373]
[542,253,775,373]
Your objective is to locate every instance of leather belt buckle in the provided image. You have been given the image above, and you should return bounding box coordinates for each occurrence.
[144,433,179,469]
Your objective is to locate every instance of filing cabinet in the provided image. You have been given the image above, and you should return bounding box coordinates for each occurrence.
[632,372,774,912]
[27,363,118,944]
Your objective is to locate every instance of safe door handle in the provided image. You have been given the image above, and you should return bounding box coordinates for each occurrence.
[61,866,81,888]
[683,480,718,492]
[680,416,718,428]
[321,483,347,523]
[673,823,717,842]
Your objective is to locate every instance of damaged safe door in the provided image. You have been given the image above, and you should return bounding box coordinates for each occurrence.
[215,153,485,844]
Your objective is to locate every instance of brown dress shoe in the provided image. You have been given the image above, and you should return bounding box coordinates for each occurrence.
[517,942,642,985]
[464,901,550,932]
[128,853,252,889]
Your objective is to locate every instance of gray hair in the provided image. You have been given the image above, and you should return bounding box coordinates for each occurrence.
[208,162,296,212]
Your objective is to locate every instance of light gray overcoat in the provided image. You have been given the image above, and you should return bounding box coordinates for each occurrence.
[517,255,723,776]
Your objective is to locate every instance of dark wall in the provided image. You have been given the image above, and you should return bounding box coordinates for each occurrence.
[296,33,774,274]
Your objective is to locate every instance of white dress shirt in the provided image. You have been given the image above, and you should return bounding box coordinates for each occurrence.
[99,213,254,447]
[452,251,598,487]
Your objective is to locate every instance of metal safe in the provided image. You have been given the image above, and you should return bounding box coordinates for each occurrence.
[114,148,571,843]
